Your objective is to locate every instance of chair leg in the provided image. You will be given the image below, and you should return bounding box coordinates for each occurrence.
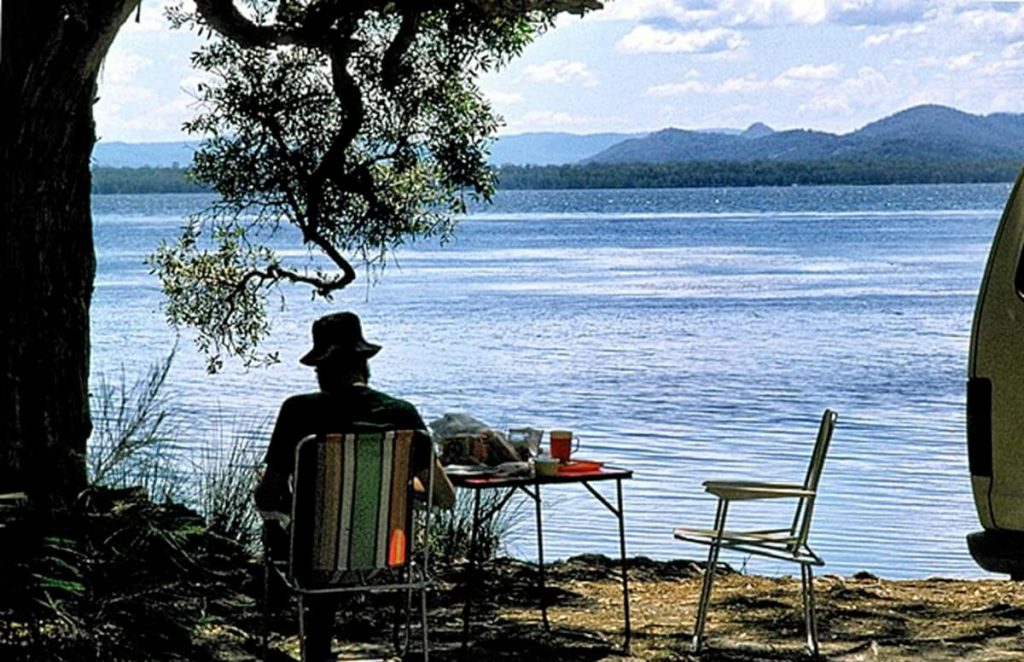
[298,594,307,662]
[693,499,729,652]
[420,585,430,662]
[392,567,413,657]
[801,565,820,656]
[262,556,270,662]
[692,542,721,652]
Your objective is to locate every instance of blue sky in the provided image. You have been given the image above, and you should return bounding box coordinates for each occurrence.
[96,0,1024,143]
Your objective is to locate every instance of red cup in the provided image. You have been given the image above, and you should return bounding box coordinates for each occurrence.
[549,430,579,462]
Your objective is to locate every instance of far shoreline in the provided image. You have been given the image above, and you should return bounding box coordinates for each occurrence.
[90,160,1021,195]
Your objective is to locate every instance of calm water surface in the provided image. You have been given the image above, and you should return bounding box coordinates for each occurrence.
[91,183,1013,579]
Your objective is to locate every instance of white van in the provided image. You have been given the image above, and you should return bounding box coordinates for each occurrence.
[967,167,1024,580]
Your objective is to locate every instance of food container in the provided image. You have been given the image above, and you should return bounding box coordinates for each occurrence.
[533,454,560,477]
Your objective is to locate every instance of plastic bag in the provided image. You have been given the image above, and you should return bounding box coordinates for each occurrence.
[429,413,519,466]
[507,427,544,461]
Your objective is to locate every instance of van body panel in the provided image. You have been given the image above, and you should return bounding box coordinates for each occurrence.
[968,169,1024,532]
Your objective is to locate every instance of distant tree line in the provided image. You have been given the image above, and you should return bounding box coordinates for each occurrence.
[92,159,1022,194]
[496,159,1022,189]
[91,167,210,194]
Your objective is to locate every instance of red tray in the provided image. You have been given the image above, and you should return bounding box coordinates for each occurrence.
[557,459,604,474]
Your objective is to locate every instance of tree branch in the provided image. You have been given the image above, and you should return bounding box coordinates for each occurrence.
[304,38,363,237]
[193,0,295,48]
[195,0,603,50]
[237,263,354,297]
[302,230,358,288]
[382,9,421,92]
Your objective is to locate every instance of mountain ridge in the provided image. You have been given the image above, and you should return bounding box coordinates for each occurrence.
[584,105,1024,165]
[92,104,1024,168]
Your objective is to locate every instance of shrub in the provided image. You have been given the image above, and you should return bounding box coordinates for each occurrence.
[195,418,267,553]
[87,351,184,503]
[427,488,525,567]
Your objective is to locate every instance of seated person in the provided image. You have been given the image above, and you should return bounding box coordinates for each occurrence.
[255,311,454,661]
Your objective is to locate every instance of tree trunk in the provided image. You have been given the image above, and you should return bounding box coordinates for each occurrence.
[1,0,139,511]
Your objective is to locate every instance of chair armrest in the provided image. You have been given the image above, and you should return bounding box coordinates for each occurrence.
[703,480,815,501]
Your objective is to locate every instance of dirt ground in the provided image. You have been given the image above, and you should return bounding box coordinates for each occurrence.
[240,555,1024,661]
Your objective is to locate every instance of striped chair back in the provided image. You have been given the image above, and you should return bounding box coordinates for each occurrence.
[289,430,416,583]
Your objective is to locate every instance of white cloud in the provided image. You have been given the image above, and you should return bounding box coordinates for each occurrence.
[946,51,981,71]
[955,6,1024,42]
[617,25,746,54]
[988,88,1024,112]
[96,83,159,109]
[519,110,578,126]
[646,80,711,96]
[94,85,184,141]
[826,0,931,26]
[100,52,151,84]
[501,109,616,133]
[718,75,770,93]
[486,90,526,104]
[1004,41,1024,59]
[583,0,714,25]
[647,62,842,97]
[588,0,976,36]
[802,94,852,114]
[975,57,1024,77]
[802,66,897,117]
[592,0,937,28]
[521,59,598,87]
[777,63,843,81]
[862,23,926,46]
[721,0,829,27]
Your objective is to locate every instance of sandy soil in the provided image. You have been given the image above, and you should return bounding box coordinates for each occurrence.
[243,555,1024,661]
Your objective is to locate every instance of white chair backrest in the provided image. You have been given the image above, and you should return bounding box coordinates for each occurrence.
[791,409,838,546]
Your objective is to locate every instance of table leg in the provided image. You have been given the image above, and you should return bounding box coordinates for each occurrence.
[534,482,549,631]
[583,479,632,654]
[460,489,483,651]
[617,478,632,654]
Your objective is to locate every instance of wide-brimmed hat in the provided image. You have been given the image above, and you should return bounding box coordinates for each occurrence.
[299,312,382,366]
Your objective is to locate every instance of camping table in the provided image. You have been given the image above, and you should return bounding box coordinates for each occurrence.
[446,465,633,654]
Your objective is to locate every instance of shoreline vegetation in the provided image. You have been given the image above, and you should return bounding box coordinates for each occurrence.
[90,159,1021,195]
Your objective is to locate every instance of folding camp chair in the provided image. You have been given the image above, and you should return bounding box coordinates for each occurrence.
[673,409,837,655]
[262,430,436,661]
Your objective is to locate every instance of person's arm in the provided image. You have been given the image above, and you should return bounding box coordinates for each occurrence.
[256,397,299,514]
[403,416,456,510]
[254,466,290,513]
[414,457,456,510]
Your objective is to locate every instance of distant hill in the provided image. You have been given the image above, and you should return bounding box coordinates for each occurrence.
[92,141,197,168]
[585,105,1024,165]
[835,105,1024,160]
[488,132,644,165]
[488,128,738,164]
[91,135,643,167]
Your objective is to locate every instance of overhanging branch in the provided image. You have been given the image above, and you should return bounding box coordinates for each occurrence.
[239,264,354,296]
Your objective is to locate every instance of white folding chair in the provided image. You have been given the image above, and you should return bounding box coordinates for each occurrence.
[673,409,838,655]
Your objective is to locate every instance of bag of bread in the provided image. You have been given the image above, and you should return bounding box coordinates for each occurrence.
[429,413,518,466]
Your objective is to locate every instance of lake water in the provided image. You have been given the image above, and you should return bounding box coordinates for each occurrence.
[91,183,1014,580]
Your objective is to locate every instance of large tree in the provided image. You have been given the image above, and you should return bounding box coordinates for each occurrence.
[1,0,597,510]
